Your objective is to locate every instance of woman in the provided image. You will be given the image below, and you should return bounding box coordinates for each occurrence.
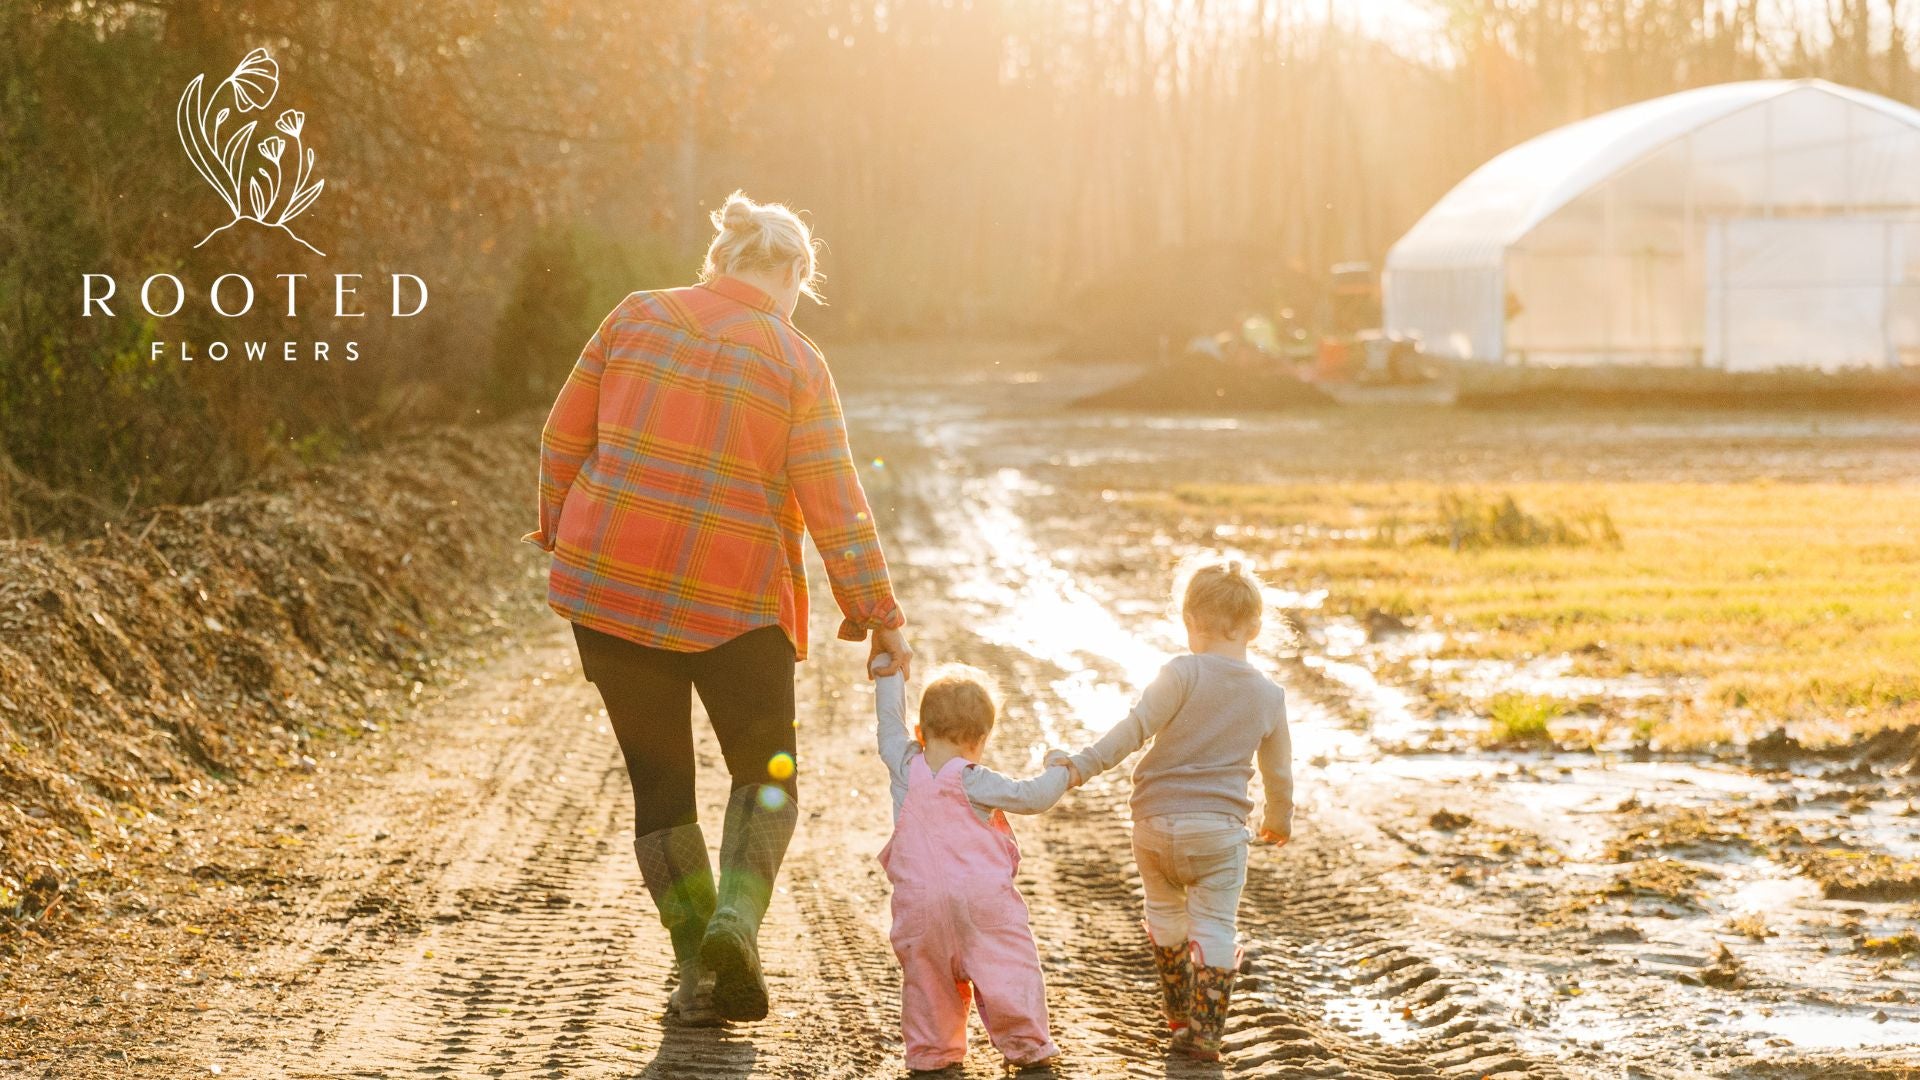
[525,191,912,1025]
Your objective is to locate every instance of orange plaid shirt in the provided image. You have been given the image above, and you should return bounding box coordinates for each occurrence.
[524,276,903,660]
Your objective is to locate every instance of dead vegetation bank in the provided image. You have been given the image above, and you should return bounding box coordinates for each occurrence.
[0,421,540,939]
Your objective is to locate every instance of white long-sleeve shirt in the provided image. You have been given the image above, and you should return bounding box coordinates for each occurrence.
[1068,653,1292,831]
[874,670,1072,823]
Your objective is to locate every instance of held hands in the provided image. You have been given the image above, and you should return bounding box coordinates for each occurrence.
[1258,826,1291,847]
[868,626,913,680]
[1043,748,1084,788]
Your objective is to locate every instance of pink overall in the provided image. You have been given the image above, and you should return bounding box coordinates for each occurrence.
[878,756,1058,1070]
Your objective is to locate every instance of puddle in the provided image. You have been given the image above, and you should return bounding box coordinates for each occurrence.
[1307,654,1433,744]
[1736,1005,1920,1050]
[892,390,1918,881]
[1139,417,1242,432]
[1725,864,1822,912]
[1308,616,1675,748]
[1318,993,1422,1044]
[1264,583,1329,611]
[1432,653,1674,703]
[1056,448,1160,467]
[889,421,1180,758]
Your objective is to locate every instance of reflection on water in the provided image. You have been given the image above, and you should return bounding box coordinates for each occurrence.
[885,417,1174,759]
[1320,993,1422,1044]
[1736,1005,1920,1050]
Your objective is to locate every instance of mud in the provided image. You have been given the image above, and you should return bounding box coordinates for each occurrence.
[3,362,1918,1077]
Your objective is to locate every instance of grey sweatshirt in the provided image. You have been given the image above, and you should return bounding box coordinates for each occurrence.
[874,671,1072,822]
[1068,653,1292,830]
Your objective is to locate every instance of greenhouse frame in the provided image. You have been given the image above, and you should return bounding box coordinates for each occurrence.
[1383,79,1920,372]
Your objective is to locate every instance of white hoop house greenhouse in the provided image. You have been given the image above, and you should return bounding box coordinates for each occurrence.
[1383,79,1920,372]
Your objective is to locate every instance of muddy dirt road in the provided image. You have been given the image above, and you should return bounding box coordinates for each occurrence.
[9,364,1918,1079]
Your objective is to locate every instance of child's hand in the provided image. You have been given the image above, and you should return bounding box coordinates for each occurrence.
[1043,749,1083,788]
[1258,827,1290,847]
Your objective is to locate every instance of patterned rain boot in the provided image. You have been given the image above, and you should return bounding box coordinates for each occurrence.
[1146,926,1194,1045]
[700,783,798,1022]
[1185,958,1238,1061]
[632,823,720,1026]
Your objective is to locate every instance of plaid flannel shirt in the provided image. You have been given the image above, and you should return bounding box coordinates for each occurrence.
[524,276,903,660]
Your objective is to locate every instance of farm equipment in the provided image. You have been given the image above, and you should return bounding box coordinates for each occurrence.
[1314,261,1438,390]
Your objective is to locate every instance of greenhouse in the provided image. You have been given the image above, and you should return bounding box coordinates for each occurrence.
[1383,79,1920,372]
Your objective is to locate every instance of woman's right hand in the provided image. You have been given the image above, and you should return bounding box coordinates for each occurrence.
[868,626,913,680]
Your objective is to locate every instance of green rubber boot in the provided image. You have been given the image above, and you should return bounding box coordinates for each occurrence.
[700,783,797,1022]
[632,823,719,1026]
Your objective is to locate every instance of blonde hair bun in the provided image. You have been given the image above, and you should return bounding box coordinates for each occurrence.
[715,194,758,234]
[701,189,825,303]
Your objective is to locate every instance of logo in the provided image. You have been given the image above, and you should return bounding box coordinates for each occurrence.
[82,45,426,364]
[177,48,326,256]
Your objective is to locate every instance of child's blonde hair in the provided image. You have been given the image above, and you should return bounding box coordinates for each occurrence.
[918,664,998,745]
[1179,557,1265,638]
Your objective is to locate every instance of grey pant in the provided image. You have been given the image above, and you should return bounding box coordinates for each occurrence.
[1132,812,1248,968]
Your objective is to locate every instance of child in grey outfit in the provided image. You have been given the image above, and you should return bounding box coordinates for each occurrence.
[1049,558,1292,1061]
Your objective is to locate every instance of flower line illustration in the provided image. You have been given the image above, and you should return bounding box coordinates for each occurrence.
[177,47,326,256]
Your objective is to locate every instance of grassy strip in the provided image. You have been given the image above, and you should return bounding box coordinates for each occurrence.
[1128,480,1920,746]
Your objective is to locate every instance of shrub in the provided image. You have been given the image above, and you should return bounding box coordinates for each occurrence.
[1484,692,1561,746]
[1436,492,1620,551]
[1371,492,1619,551]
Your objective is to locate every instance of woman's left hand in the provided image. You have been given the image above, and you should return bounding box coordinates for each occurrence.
[868,626,913,680]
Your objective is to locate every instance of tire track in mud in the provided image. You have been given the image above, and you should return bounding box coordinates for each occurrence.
[175,616,939,1079]
[186,641,693,1079]
[198,639,920,1080]
[302,759,646,1078]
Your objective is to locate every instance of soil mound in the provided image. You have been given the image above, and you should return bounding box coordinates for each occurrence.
[1854,723,1920,773]
[1073,358,1334,411]
[0,422,539,932]
[1746,727,1807,767]
[1748,723,1920,773]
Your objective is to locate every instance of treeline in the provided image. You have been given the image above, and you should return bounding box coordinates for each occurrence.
[0,0,711,531]
[2,0,1915,529]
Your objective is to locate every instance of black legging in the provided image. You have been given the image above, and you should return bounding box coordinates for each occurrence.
[572,623,798,836]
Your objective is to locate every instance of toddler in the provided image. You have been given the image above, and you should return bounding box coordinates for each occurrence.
[1049,559,1292,1060]
[872,657,1071,1072]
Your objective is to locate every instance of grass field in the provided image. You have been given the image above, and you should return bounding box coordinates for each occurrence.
[1129,479,1920,748]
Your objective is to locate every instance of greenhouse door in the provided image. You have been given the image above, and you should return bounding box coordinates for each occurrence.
[1705,218,1893,372]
